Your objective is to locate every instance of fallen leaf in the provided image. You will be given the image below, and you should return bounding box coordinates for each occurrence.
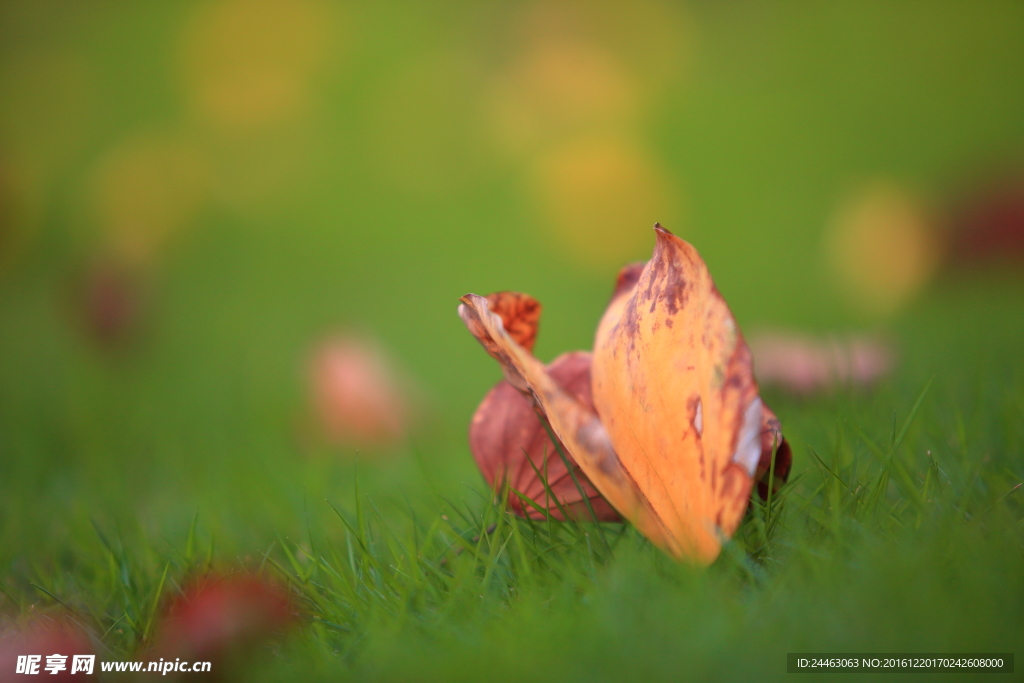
[460,224,789,563]
[71,257,147,350]
[949,170,1024,263]
[756,405,793,500]
[748,331,894,395]
[150,574,295,670]
[470,311,621,520]
[308,334,414,449]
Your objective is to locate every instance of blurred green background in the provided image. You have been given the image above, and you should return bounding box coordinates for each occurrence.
[1,1,1023,675]
[2,0,1022,539]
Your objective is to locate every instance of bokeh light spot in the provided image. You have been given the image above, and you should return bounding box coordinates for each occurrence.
[91,130,210,266]
[824,180,943,317]
[484,0,694,162]
[178,0,336,133]
[530,137,678,269]
[485,37,639,160]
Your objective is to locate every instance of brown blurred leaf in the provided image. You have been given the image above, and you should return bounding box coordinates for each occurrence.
[150,574,295,675]
[950,171,1024,262]
[72,258,147,349]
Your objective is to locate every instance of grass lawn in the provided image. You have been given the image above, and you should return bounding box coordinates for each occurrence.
[1,265,1021,682]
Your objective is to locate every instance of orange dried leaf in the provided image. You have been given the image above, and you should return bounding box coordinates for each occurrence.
[592,225,762,563]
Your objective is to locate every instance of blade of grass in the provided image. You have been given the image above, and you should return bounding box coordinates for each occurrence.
[539,418,610,551]
[141,560,170,644]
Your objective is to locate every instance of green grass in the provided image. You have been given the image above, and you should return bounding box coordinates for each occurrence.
[1,272,1022,682]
